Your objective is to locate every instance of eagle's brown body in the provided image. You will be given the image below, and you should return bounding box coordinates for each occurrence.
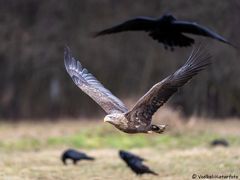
[104,113,153,133]
[64,46,210,134]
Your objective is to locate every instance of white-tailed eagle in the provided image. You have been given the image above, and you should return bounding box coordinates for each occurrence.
[64,46,210,134]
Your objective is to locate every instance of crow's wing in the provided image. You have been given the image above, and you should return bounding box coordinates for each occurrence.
[130,160,158,176]
[64,47,128,114]
[119,150,145,162]
[126,46,211,125]
[149,31,195,48]
[94,17,157,37]
[172,21,233,46]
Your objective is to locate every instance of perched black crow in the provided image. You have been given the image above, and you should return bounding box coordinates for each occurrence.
[211,139,229,147]
[119,150,158,176]
[94,14,233,50]
[61,149,95,165]
[119,150,146,162]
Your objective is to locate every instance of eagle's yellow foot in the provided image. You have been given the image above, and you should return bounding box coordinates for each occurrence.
[149,124,167,134]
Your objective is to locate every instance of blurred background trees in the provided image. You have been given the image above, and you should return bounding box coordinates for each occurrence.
[0,0,239,119]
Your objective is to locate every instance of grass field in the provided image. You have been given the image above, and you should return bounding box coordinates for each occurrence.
[0,112,240,179]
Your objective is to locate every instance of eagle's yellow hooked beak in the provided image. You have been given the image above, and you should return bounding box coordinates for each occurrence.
[104,116,111,123]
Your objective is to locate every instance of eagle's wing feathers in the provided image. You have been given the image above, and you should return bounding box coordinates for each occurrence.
[64,47,128,114]
[126,46,211,124]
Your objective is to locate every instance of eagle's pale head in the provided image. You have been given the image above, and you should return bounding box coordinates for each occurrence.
[104,113,127,128]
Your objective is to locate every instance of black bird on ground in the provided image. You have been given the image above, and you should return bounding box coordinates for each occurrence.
[119,150,158,176]
[61,149,95,165]
[211,139,229,147]
[94,14,233,50]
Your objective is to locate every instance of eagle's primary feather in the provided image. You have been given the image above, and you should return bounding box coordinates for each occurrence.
[125,46,211,128]
[64,47,128,114]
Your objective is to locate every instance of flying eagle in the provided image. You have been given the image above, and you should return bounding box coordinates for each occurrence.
[64,46,210,134]
[94,14,233,50]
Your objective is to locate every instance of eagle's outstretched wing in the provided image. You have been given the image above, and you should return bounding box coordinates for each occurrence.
[172,21,234,47]
[93,17,157,37]
[64,47,128,114]
[126,46,211,124]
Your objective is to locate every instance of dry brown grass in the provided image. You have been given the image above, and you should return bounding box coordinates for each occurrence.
[0,110,240,179]
[0,147,239,180]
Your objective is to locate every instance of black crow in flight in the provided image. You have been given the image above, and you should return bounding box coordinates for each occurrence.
[94,14,233,50]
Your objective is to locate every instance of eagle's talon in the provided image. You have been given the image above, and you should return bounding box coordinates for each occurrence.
[150,124,167,134]
[147,130,153,134]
